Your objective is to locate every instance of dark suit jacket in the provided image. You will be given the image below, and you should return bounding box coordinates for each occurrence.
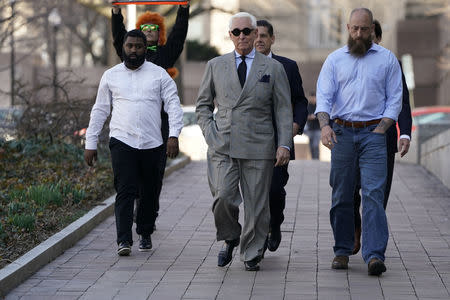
[386,62,412,154]
[271,54,308,160]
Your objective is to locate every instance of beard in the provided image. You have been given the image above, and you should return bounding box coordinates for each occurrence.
[347,35,372,57]
[123,51,146,69]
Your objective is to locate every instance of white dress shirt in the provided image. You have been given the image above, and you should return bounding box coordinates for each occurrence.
[85,61,184,150]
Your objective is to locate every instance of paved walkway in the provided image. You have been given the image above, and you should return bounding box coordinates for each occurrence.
[5,160,450,300]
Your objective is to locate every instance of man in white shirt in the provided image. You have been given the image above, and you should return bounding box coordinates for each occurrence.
[84,29,183,256]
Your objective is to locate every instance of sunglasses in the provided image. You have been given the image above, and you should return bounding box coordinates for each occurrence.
[231,27,253,36]
[140,24,159,32]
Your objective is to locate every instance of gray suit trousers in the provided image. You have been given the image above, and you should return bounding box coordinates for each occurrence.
[207,149,273,262]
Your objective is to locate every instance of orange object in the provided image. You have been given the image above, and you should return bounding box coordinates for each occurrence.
[112,1,188,4]
[136,12,167,45]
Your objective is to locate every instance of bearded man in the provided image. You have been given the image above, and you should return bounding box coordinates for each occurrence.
[84,30,183,256]
[315,8,402,276]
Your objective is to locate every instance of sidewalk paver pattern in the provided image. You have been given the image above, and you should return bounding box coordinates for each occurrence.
[6,161,450,300]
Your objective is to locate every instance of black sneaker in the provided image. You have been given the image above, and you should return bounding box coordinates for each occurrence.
[139,235,152,252]
[117,241,131,256]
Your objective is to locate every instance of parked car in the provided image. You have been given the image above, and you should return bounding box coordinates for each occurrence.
[411,106,450,131]
[408,106,450,143]
[182,105,197,127]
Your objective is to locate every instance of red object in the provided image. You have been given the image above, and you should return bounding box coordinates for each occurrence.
[112,1,188,4]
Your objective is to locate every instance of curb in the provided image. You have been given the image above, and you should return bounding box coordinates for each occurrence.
[0,155,191,297]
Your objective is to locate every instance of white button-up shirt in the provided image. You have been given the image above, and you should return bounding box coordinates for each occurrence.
[85,61,184,150]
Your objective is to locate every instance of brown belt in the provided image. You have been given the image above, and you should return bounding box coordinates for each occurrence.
[334,118,381,128]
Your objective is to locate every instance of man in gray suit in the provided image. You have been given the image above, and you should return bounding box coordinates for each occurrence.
[196,12,293,271]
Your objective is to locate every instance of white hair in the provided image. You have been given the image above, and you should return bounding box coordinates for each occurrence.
[229,12,257,30]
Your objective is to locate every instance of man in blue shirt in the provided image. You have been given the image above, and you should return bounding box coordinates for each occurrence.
[315,8,403,276]
[352,19,413,256]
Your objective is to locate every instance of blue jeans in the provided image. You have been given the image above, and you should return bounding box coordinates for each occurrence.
[330,123,389,263]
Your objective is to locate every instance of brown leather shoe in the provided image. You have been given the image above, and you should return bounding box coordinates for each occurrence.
[331,256,349,269]
[368,258,386,276]
[352,225,361,255]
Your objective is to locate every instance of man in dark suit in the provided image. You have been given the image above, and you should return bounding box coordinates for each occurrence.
[255,20,308,252]
[352,19,413,255]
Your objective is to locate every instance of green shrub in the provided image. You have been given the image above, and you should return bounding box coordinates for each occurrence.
[8,190,26,202]
[28,184,63,207]
[10,214,35,231]
[0,222,5,239]
[7,201,31,214]
[72,189,85,204]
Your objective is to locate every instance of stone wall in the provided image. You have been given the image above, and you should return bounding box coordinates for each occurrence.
[420,128,450,189]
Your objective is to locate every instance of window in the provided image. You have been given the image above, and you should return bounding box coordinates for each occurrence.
[308,0,343,48]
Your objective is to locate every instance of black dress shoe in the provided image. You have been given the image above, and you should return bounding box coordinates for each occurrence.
[244,256,261,271]
[117,241,131,256]
[138,235,152,252]
[217,238,239,267]
[267,226,281,252]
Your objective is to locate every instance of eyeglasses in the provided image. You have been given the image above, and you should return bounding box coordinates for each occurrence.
[140,24,159,32]
[230,28,253,36]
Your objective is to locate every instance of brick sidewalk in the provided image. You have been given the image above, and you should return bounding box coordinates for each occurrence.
[5,161,450,300]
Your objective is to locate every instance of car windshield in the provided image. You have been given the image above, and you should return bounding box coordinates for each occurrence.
[183,111,197,127]
[414,112,450,125]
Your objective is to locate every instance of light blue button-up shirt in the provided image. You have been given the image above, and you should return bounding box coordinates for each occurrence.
[234,48,256,79]
[315,43,402,122]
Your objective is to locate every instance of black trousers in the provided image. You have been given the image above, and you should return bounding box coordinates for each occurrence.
[110,137,163,245]
[269,163,290,229]
[354,150,395,228]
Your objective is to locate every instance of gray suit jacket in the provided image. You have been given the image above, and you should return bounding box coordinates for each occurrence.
[196,50,293,160]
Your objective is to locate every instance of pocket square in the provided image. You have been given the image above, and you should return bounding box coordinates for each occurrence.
[259,74,270,83]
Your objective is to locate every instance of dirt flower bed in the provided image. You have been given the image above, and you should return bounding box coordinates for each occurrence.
[0,138,114,270]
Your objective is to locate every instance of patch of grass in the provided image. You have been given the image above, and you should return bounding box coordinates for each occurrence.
[27,184,63,207]
[72,189,85,204]
[0,138,115,269]
[0,222,5,242]
[60,210,87,225]
[7,190,26,202]
[7,201,32,215]
[10,214,35,231]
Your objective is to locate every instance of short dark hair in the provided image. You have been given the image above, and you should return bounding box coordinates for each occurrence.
[256,20,274,37]
[123,29,147,48]
[373,19,382,39]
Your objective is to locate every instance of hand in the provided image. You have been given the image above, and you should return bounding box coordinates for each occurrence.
[181,0,190,8]
[275,147,290,167]
[84,149,97,167]
[292,122,300,138]
[321,125,337,149]
[398,138,410,157]
[372,127,385,134]
[110,1,120,14]
[307,114,317,121]
[166,137,179,159]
